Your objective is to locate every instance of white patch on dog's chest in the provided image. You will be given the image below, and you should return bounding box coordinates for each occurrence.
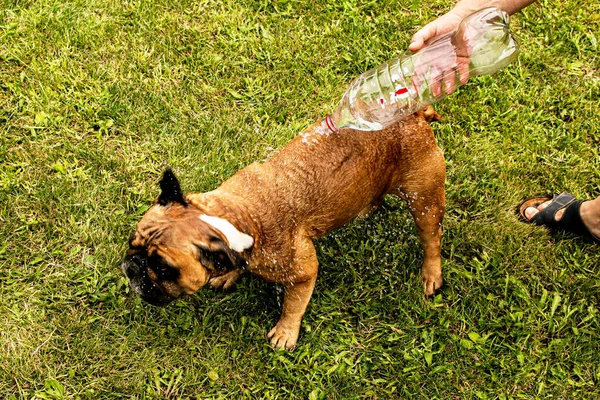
[200,215,254,252]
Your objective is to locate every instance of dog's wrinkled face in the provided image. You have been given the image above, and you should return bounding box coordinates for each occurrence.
[121,169,247,306]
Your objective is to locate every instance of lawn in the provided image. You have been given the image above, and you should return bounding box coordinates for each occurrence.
[1,0,599,398]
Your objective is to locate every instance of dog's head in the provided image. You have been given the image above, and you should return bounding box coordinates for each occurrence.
[121,169,252,306]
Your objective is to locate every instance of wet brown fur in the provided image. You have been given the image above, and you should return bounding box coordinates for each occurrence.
[126,107,446,350]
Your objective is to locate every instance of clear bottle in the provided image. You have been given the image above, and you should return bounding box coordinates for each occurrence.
[324,7,520,132]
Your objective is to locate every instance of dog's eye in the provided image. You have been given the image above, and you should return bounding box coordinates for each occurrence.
[199,249,231,272]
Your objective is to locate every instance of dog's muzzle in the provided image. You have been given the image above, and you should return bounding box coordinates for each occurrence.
[122,254,175,307]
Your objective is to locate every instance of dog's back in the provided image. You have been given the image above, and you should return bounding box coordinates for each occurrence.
[219,107,444,239]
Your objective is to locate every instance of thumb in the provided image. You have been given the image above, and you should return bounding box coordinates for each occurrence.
[408,36,424,52]
[409,24,436,52]
[409,12,463,52]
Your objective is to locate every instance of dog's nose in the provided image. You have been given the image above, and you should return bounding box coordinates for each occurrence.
[122,254,146,278]
[121,254,175,307]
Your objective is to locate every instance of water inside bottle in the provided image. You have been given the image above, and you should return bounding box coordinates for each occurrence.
[327,7,519,132]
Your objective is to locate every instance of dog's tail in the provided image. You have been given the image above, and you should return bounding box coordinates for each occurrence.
[421,106,443,123]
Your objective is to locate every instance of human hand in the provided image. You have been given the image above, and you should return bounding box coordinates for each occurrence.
[408,12,471,97]
[409,11,463,52]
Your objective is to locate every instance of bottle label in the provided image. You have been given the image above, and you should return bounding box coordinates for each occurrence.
[378,86,410,108]
[395,87,409,96]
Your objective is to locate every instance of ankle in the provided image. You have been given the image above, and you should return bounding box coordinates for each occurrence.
[579,197,600,236]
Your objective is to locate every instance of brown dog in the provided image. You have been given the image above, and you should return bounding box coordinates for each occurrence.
[122,107,446,350]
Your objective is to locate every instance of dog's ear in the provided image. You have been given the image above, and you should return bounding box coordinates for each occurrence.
[197,237,248,273]
[157,168,188,206]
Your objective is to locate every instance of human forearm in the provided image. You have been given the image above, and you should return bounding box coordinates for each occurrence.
[451,0,537,18]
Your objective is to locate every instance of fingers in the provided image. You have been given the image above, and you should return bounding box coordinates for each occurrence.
[408,39,424,52]
[409,23,436,52]
[407,12,474,100]
[423,68,465,98]
[457,61,470,85]
[430,71,443,98]
[409,13,463,53]
[443,70,457,95]
[409,34,425,52]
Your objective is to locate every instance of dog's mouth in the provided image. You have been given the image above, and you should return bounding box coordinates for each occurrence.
[121,256,177,307]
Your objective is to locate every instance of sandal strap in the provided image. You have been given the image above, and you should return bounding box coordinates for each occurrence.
[531,192,599,243]
[560,199,598,239]
[530,193,577,229]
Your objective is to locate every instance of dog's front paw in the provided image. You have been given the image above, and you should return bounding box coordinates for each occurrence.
[267,323,300,351]
[209,269,243,290]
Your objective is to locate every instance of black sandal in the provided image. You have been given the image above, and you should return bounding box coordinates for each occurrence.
[518,192,600,243]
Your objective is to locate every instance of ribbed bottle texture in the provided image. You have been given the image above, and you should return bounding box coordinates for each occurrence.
[326,7,520,132]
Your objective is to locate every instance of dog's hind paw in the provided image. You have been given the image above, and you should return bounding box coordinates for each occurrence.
[422,273,443,297]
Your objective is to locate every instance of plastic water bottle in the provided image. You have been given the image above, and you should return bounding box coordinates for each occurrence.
[324,7,520,132]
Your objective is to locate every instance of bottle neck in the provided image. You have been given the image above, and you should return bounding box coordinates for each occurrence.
[324,114,339,133]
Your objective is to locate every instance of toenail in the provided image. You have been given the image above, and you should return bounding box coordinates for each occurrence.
[525,207,538,219]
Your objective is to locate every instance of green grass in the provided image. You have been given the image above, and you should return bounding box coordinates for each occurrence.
[1,0,599,398]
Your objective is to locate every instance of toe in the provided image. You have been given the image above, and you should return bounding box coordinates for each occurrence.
[222,279,235,290]
[537,200,552,212]
[208,277,224,289]
[524,206,540,221]
[423,281,434,297]
[269,331,294,350]
[529,200,565,222]
[520,197,553,221]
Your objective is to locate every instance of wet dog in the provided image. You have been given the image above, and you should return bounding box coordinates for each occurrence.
[122,107,446,349]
